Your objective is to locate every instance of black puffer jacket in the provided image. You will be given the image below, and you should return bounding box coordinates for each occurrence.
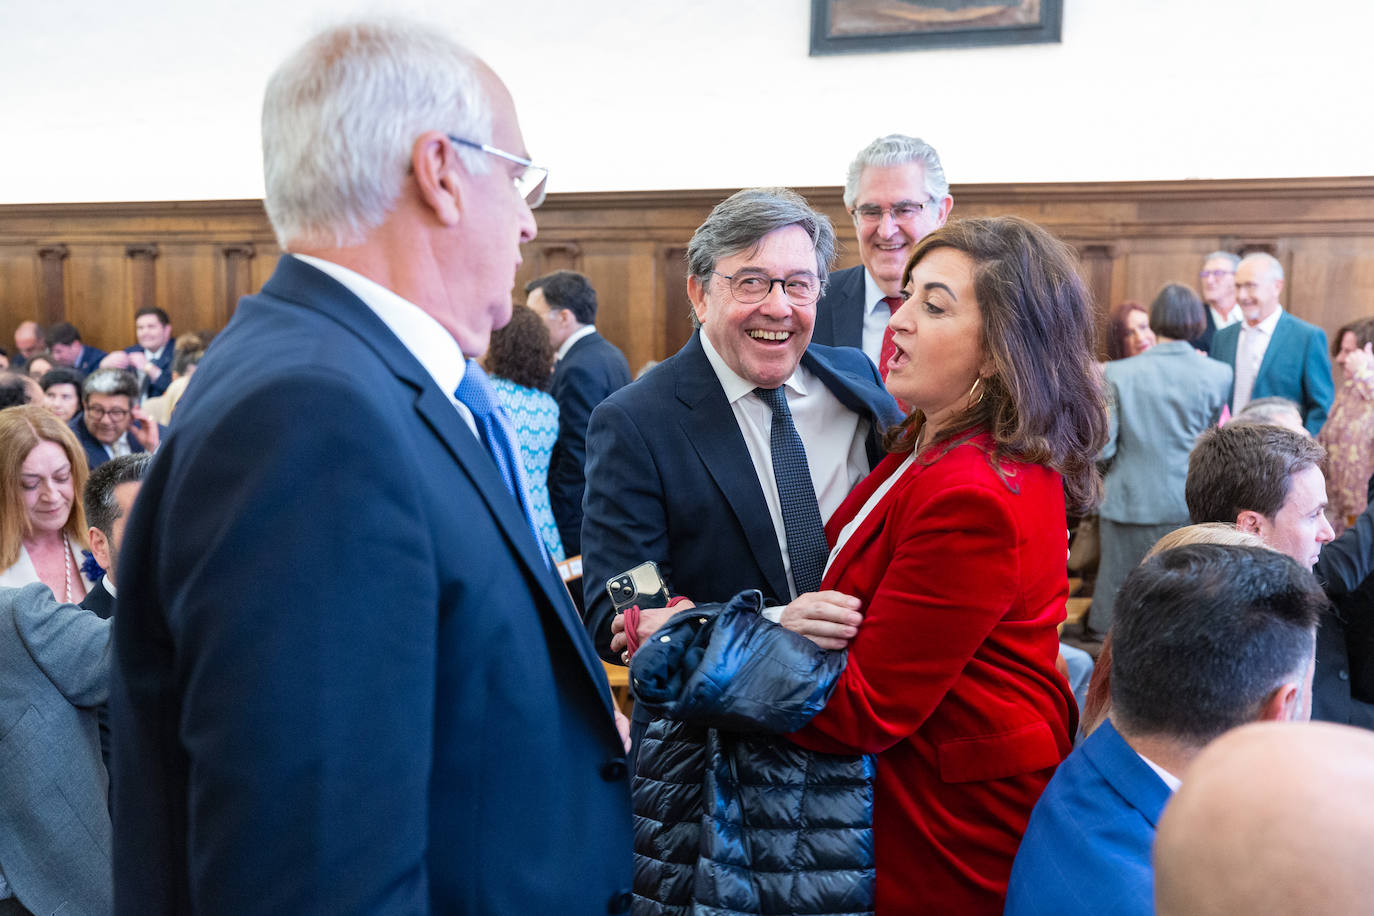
[629,591,875,916]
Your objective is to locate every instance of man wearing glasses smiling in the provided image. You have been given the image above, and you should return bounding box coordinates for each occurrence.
[70,368,161,471]
[109,19,633,915]
[812,134,954,376]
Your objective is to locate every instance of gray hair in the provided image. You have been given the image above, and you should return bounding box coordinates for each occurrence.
[83,368,138,401]
[843,134,949,209]
[1202,250,1241,270]
[83,452,153,538]
[262,20,492,249]
[685,188,836,330]
[1237,397,1304,427]
[1240,251,1285,282]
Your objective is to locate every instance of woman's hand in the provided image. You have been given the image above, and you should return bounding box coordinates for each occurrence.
[780,591,863,650]
[1342,342,1374,378]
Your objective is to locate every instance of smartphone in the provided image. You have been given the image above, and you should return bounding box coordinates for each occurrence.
[606,561,670,613]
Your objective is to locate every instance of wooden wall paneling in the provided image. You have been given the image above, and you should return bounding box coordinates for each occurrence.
[658,245,693,363]
[220,244,257,329]
[1287,236,1374,337]
[1070,242,1116,353]
[247,246,282,318]
[35,245,67,327]
[152,242,215,341]
[62,245,132,354]
[0,246,45,334]
[579,242,658,376]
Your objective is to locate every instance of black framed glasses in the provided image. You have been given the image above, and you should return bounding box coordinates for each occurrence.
[849,200,936,223]
[1199,269,1233,279]
[447,136,548,208]
[712,270,821,306]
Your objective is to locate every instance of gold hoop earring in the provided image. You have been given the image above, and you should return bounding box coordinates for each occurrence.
[968,376,985,407]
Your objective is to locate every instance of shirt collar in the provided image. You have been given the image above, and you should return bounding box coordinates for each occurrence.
[1244,304,1284,336]
[292,253,468,397]
[556,324,597,361]
[698,330,807,405]
[103,575,118,599]
[863,268,901,316]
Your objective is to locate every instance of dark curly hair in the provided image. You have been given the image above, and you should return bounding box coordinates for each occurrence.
[885,216,1109,515]
[485,304,555,391]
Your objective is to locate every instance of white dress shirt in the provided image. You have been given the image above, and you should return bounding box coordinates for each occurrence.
[556,324,596,361]
[1233,305,1284,413]
[1209,303,1242,332]
[699,332,871,600]
[293,253,478,437]
[860,270,898,367]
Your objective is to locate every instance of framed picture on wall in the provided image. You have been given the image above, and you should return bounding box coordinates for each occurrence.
[810,0,1062,56]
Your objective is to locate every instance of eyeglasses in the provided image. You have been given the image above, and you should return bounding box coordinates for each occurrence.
[712,270,821,306]
[1199,269,1234,279]
[85,405,129,422]
[447,136,548,208]
[849,201,937,224]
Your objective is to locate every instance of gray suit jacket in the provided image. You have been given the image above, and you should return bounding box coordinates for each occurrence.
[1101,341,1233,524]
[0,582,112,915]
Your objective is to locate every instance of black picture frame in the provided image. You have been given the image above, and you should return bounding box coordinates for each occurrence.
[810,0,1062,56]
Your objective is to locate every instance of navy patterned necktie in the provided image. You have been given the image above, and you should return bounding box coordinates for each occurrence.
[755,385,827,596]
[455,360,549,565]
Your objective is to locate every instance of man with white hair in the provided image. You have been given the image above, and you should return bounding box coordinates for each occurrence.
[110,20,633,914]
[811,134,952,374]
[1209,251,1333,435]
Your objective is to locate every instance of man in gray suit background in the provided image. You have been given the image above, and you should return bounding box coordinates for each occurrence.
[0,583,111,915]
[811,134,952,375]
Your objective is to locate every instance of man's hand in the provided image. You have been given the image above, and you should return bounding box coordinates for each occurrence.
[609,601,692,660]
[613,705,632,754]
[779,591,863,650]
[130,407,160,453]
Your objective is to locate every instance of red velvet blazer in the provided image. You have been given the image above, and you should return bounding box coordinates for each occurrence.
[790,431,1076,914]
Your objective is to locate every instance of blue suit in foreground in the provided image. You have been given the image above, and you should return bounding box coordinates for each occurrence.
[110,255,633,914]
[1210,309,1333,436]
[1004,719,1170,916]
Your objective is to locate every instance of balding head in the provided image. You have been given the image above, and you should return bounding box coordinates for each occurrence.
[1155,721,1374,915]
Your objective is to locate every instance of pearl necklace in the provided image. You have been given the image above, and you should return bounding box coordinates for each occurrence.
[62,532,72,603]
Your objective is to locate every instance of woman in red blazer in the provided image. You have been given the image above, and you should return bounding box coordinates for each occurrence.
[788,216,1108,914]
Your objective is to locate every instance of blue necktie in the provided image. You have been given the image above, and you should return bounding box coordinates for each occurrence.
[455,360,549,565]
[755,386,827,596]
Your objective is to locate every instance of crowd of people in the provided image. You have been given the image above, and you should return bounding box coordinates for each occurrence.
[2,16,1373,916]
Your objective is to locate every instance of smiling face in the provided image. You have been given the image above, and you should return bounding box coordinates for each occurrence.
[886,247,987,434]
[44,382,80,421]
[1199,256,1237,309]
[135,314,172,351]
[851,162,950,296]
[83,393,132,445]
[20,439,74,537]
[689,224,818,389]
[1124,307,1156,356]
[1236,259,1283,327]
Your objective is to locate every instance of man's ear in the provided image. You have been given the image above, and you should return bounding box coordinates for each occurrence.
[1236,510,1266,535]
[687,274,708,325]
[88,526,111,573]
[411,131,462,227]
[1258,681,1302,722]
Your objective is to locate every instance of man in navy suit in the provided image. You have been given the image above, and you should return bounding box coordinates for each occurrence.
[46,322,106,377]
[811,134,952,373]
[1209,252,1334,435]
[69,368,161,471]
[110,20,633,914]
[1006,544,1324,916]
[122,306,176,399]
[526,269,630,557]
[581,188,902,765]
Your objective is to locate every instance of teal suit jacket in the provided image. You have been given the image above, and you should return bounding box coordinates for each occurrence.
[1210,310,1334,435]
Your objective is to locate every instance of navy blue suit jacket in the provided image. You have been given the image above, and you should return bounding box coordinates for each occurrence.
[1210,310,1334,435]
[124,341,177,398]
[110,255,633,914]
[810,264,868,352]
[68,414,160,472]
[72,345,107,377]
[1005,719,1169,916]
[549,329,631,556]
[581,331,901,664]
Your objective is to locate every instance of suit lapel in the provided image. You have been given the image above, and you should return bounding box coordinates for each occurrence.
[264,257,611,703]
[1084,719,1173,827]
[674,335,793,603]
[803,346,903,466]
[1252,311,1292,390]
[838,267,867,349]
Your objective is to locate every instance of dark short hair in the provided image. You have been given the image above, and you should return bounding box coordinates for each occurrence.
[486,304,555,390]
[1149,283,1206,341]
[1187,424,1326,523]
[84,452,153,538]
[39,367,84,393]
[82,368,139,402]
[1111,543,1324,744]
[1331,316,1374,357]
[135,306,171,326]
[888,216,1109,515]
[45,322,81,347]
[525,270,598,325]
[1105,301,1147,361]
[0,374,29,409]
